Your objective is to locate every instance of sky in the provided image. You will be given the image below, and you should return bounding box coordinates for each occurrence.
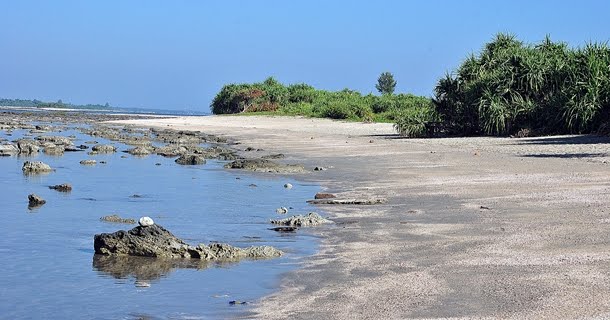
[2,1,610,111]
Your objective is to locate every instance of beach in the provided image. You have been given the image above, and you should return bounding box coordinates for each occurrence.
[113,115,610,319]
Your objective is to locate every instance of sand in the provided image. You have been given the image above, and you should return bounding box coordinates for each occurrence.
[113,115,610,319]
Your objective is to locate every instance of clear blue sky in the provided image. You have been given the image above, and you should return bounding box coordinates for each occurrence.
[1,1,609,111]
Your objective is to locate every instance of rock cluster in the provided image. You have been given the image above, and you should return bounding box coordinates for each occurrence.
[94,224,283,260]
[224,159,306,173]
[270,212,330,227]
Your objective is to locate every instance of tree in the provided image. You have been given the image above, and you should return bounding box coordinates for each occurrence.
[376,72,397,95]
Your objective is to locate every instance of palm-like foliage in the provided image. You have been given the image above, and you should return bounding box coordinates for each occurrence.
[434,33,610,136]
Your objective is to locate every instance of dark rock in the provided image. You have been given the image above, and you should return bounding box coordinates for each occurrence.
[94,224,283,260]
[77,144,89,149]
[175,154,206,165]
[224,159,306,173]
[63,146,83,152]
[270,212,330,227]
[28,193,46,207]
[314,166,327,171]
[268,226,298,232]
[315,192,336,199]
[49,183,72,192]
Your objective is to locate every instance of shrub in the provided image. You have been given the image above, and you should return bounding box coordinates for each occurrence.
[394,106,437,138]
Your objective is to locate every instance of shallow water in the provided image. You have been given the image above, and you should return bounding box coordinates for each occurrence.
[0,124,321,319]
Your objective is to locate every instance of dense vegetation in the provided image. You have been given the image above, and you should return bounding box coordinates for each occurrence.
[0,98,112,110]
[433,33,610,136]
[211,77,434,136]
[215,34,610,138]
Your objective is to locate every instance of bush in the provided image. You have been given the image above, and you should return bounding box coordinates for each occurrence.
[393,106,438,138]
[433,33,610,136]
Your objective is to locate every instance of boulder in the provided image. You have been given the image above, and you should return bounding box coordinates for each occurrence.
[270,212,330,227]
[275,207,288,214]
[92,144,117,153]
[224,159,306,173]
[28,193,46,207]
[22,161,52,174]
[49,183,72,192]
[175,154,206,165]
[94,224,283,261]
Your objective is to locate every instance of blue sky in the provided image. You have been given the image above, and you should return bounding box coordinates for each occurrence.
[1,1,609,111]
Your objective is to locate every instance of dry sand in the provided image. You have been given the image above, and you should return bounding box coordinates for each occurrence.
[113,115,610,319]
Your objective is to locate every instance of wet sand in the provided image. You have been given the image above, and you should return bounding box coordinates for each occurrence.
[113,115,610,319]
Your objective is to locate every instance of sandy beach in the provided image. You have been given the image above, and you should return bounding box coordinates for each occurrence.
[113,115,610,319]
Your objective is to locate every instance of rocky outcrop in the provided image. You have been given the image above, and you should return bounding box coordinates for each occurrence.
[270,212,330,227]
[100,214,136,224]
[224,159,306,173]
[92,144,117,153]
[306,198,386,205]
[94,224,282,260]
[175,154,206,165]
[22,161,52,174]
[49,183,72,192]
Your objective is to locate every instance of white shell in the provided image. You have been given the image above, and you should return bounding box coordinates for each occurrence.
[276,207,288,214]
[284,183,293,189]
[138,216,154,227]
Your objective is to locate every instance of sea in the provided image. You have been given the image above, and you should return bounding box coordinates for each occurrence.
[0,110,322,319]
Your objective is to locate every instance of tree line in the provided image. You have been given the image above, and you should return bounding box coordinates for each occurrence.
[211,33,610,138]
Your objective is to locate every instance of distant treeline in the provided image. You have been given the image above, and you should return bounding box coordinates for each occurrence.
[0,98,112,110]
[210,77,433,128]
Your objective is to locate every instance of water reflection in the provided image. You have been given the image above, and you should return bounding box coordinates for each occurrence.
[92,254,237,285]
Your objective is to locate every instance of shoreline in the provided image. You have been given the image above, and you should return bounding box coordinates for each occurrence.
[111,115,610,319]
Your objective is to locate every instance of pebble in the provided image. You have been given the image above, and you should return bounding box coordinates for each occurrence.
[138,216,155,227]
[284,183,293,189]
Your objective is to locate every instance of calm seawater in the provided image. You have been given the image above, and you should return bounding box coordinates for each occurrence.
[0,123,320,319]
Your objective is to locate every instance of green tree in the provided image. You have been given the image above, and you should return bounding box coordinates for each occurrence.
[376,72,397,95]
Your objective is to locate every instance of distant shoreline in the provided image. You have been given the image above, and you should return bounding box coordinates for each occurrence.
[0,105,208,117]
